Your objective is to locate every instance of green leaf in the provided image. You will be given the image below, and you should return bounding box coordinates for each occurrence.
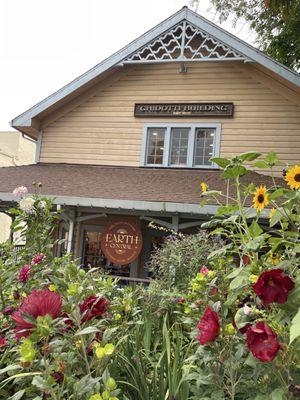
[210,157,230,168]
[0,365,21,375]
[269,188,285,201]
[32,376,50,391]
[266,151,278,165]
[229,270,249,290]
[75,326,100,336]
[248,221,263,237]
[270,388,285,400]
[221,166,248,179]
[254,161,268,169]
[216,205,239,216]
[290,308,300,344]
[238,152,261,162]
[270,209,282,227]
[7,390,25,400]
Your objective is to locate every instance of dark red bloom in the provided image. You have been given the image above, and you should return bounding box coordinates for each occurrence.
[62,313,75,330]
[242,255,251,265]
[239,323,252,334]
[196,307,220,345]
[51,372,64,383]
[79,295,109,323]
[246,322,280,362]
[0,336,7,348]
[31,253,45,265]
[18,265,31,283]
[2,305,15,315]
[210,287,218,295]
[12,290,62,340]
[253,269,294,305]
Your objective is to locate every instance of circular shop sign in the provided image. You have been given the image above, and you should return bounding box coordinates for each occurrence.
[100,221,143,265]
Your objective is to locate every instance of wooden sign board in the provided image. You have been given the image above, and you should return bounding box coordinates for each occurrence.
[100,221,143,265]
[134,103,234,117]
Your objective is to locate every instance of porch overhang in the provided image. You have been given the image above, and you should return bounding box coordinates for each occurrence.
[0,192,218,216]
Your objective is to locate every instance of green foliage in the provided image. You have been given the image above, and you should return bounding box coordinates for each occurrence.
[148,230,222,290]
[0,158,300,399]
[191,0,300,70]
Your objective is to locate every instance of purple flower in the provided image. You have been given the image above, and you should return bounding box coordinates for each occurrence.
[18,265,31,283]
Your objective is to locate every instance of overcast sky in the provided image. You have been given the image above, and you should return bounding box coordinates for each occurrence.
[0,0,255,131]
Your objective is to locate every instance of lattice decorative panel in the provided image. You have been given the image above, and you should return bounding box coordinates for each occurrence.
[124,21,247,63]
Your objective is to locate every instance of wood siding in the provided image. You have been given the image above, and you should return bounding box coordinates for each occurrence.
[40,62,300,175]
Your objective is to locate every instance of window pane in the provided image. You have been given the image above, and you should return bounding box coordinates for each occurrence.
[169,128,189,166]
[194,128,215,166]
[146,128,166,165]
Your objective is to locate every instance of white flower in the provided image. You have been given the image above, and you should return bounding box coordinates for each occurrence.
[13,186,28,198]
[215,301,221,311]
[19,197,35,213]
[39,200,47,209]
[243,304,251,315]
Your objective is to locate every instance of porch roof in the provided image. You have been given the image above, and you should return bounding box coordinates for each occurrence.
[0,163,280,216]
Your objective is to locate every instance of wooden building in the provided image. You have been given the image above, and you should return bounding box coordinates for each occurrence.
[0,7,299,282]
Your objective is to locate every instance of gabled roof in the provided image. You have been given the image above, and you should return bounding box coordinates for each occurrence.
[11,6,300,138]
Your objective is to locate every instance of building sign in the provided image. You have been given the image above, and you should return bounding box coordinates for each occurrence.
[134,102,234,117]
[100,221,143,265]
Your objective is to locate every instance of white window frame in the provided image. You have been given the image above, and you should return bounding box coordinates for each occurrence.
[140,122,221,169]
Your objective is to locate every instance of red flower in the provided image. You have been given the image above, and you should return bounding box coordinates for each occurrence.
[242,255,251,265]
[18,265,31,283]
[196,307,220,345]
[253,269,294,305]
[31,253,45,265]
[12,290,62,340]
[246,322,280,362]
[79,295,109,323]
[0,336,7,348]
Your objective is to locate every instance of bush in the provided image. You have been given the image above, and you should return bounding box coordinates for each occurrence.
[148,230,222,290]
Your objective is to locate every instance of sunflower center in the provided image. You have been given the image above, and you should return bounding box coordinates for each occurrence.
[294,173,300,182]
[257,194,265,203]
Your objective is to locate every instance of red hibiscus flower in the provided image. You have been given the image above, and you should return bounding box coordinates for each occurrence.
[0,336,7,348]
[79,295,109,323]
[246,322,280,362]
[18,265,31,283]
[253,269,294,305]
[196,307,220,345]
[12,290,62,340]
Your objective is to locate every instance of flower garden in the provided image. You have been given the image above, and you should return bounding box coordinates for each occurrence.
[0,153,299,400]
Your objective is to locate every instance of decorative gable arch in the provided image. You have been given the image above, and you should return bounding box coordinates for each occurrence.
[123,21,249,64]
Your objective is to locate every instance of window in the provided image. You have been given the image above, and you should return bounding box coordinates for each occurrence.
[142,123,220,168]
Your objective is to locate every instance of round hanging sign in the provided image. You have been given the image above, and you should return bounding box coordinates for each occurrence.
[100,221,143,265]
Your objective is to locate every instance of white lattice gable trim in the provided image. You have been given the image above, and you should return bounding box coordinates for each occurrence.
[124,21,248,64]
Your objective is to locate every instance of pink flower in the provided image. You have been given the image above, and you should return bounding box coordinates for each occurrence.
[200,266,209,275]
[0,336,7,348]
[18,265,31,283]
[243,304,251,315]
[31,253,45,265]
[12,186,28,197]
[12,290,62,340]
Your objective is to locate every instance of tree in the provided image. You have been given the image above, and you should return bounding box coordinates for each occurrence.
[191,0,300,71]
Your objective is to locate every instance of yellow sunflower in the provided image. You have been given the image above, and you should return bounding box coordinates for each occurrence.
[253,185,269,212]
[269,252,280,266]
[200,182,208,193]
[285,165,300,190]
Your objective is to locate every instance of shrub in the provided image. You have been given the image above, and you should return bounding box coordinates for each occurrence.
[148,230,222,290]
